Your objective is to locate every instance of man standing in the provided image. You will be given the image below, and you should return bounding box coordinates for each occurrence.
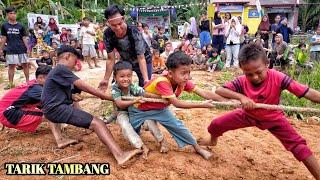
[99,5,152,90]
[80,17,100,69]
[0,7,29,90]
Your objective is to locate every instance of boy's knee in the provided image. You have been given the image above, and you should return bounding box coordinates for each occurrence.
[207,118,225,137]
[89,117,104,130]
[291,143,313,161]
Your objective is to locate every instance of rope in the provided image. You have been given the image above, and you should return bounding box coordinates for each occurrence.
[121,96,320,114]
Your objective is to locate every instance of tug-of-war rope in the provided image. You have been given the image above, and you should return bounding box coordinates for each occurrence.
[121,96,320,114]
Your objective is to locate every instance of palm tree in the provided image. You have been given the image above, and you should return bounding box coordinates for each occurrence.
[299,0,320,31]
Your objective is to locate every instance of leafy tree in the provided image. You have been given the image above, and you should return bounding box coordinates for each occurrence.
[299,0,320,31]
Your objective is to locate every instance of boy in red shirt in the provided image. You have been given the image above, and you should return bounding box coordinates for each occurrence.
[0,66,51,132]
[200,43,320,179]
[129,51,226,159]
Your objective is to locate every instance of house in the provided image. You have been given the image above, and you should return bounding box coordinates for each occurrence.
[209,0,301,35]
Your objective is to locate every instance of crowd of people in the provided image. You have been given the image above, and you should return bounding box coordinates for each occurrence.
[0,5,320,179]
[175,11,320,72]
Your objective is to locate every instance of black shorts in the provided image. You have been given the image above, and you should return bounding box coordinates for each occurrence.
[44,104,93,129]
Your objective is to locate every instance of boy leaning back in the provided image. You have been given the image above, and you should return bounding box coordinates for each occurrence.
[199,43,320,179]
[129,51,226,159]
[111,60,167,158]
[41,45,141,165]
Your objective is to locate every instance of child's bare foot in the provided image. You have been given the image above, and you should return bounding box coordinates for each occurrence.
[115,149,142,165]
[141,145,149,159]
[159,138,169,153]
[194,145,214,160]
[57,138,78,149]
[197,136,217,146]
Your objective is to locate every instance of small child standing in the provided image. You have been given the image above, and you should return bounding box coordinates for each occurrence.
[128,51,226,159]
[200,43,320,179]
[206,48,224,72]
[41,45,141,165]
[111,61,168,158]
[153,26,168,54]
[310,26,320,62]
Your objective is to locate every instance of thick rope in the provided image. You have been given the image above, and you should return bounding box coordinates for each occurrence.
[121,96,320,113]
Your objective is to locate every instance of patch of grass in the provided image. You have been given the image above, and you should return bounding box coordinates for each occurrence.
[216,71,234,86]
[179,92,204,101]
[281,62,320,116]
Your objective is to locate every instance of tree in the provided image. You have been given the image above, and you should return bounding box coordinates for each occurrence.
[299,0,320,31]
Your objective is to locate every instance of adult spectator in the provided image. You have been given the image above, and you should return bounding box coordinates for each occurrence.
[258,15,271,48]
[310,26,320,62]
[48,18,58,31]
[212,11,225,54]
[99,5,152,89]
[180,22,190,40]
[199,13,211,48]
[189,17,198,39]
[0,7,29,90]
[271,15,281,48]
[34,16,46,30]
[225,17,242,68]
[224,12,232,26]
[80,17,100,69]
[136,22,143,33]
[276,17,293,44]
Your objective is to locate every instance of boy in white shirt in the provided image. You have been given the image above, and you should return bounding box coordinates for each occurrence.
[80,17,100,69]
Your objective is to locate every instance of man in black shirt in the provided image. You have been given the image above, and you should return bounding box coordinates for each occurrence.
[0,7,29,90]
[99,5,152,90]
[199,13,212,48]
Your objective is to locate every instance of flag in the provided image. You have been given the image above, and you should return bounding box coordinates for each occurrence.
[256,0,263,17]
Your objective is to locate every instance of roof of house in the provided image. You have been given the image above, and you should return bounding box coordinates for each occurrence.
[211,0,249,3]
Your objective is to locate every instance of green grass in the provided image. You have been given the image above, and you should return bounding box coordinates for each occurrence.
[179,92,204,101]
[216,71,235,86]
[281,63,320,116]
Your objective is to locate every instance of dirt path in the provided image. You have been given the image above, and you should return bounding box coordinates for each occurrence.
[0,61,319,179]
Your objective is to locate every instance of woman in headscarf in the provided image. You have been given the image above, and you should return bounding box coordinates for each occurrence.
[276,17,293,44]
[48,18,58,31]
[180,22,191,40]
[225,16,242,68]
[269,33,289,68]
[258,15,271,48]
[34,16,46,30]
[212,11,225,54]
[189,17,198,38]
